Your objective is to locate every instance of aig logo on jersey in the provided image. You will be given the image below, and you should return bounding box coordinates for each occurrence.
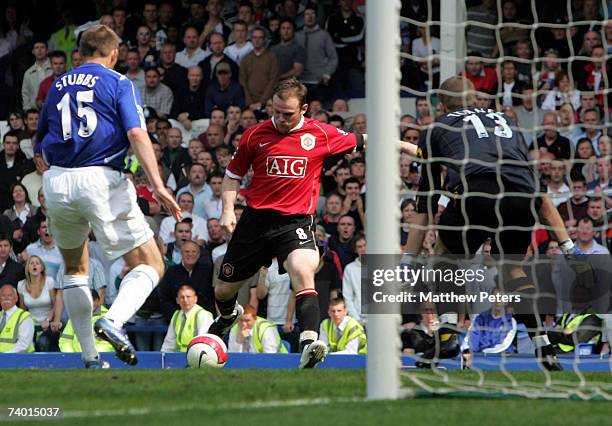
[300,133,316,151]
[266,156,307,178]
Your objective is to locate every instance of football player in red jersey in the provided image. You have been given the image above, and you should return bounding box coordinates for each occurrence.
[207,77,416,368]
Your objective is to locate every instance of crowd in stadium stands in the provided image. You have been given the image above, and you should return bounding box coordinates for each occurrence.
[0,0,610,361]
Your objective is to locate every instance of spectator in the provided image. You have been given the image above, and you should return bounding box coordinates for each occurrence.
[586,197,607,231]
[549,284,603,354]
[159,192,208,245]
[175,26,208,68]
[587,158,612,210]
[326,0,365,93]
[598,135,611,157]
[198,0,231,46]
[0,131,34,213]
[256,258,298,352]
[161,284,213,352]
[512,87,543,147]
[159,192,209,245]
[0,284,34,352]
[164,219,193,265]
[461,288,517,368]
[319,297,366,354]
[401,301,460,366]
[328,214,356,268]
[155,3,175,50]
[339,177,365,232]
[558,174,590,222]
[320,193,343,238]
[228,304,288,353]
[199,32,239,86]
[400,199,417,248]
[572,30,602,84]
[205,218,226,253]
[204,62,246,117]
[572,108,603,154]
[269,18,304,81]
[135,25,159,68]
[541,70,580,111]
[512,39,533,84]
[342,235,366,325]
[239,108,258,129]
[224,20,253,64]
[35,51,66,109]
[141,1,160,34]
[158,43,187,94]
[19,109,40,159]
[159,240,215,321]
[20,188,46,246]
[20,154,46,210]
[575,216,609,254]
[3,183,35,230]
[530,112,572,160]
[198,124,226,158]
[16,254,57,351]
[59,289,113,354]
[202,171,223,220]
[459,52,497,94]
[240,26,279,111]
[498,60,524,108]
[295,5,338,102]
[466,0,498,57]
[176,162,213,221]
[534,48,561,93]
[142,67,173,119]
[21,39,51,111]
[547,160,571,207]
[124,48,145,93]
[162,127,185,180]
[351,113,366,134]
[572,138,597,182]
[196,151,216,174]
[171,66,208,127]
[410,25,441,91]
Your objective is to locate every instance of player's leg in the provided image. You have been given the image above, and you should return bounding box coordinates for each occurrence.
[283,248,328,368]
[83,168,157,365]
[209,208,268,338]
[498,195,563,371]
[43,168,100,368]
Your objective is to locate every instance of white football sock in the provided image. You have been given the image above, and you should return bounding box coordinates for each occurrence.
[106,264,160,328]
[63,276,97,362]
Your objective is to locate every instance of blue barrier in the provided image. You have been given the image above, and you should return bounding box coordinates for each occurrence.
[0,352,609,370]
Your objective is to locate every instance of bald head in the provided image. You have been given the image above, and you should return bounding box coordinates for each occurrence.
[438,76,476,112]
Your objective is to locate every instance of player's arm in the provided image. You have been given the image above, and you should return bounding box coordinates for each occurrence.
[220,175,242,235]
[538,194,575,253]
[127,128,181,220]
[361,134,418,157]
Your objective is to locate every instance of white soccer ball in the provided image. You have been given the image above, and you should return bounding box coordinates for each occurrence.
[186,334,228,368]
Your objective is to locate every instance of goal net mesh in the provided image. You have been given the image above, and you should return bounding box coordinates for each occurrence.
[391,0,612,401]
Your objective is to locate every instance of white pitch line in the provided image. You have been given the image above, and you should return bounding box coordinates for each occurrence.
[0,397,365,422]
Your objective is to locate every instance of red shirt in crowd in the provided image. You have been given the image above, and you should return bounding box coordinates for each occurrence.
[459,67,497,94]
[226,116,358,215]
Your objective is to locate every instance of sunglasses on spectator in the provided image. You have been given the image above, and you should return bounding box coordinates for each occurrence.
[138,32,150,36]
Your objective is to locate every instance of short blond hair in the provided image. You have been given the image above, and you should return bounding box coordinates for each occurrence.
[274,77,308,106]
[79,24,121,58]
[438,76,476,111]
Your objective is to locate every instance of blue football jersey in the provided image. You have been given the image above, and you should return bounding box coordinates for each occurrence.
[37,62,146,170]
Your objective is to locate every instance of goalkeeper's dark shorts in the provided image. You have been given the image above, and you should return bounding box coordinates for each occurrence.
[218,207,317,283]
[438,177,542,255]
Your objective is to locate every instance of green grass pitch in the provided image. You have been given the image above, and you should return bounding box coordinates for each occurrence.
[0,370,610,426]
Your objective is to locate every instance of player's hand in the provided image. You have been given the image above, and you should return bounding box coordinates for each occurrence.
[220,209,237,235]
[153,187,182,221]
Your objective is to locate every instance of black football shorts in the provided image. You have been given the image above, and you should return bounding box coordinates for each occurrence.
[218,207,317,282]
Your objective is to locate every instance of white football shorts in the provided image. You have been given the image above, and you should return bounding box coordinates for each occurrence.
[43,165,154,260]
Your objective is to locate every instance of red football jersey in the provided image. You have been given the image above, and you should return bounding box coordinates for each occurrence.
[226,117,358,215]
